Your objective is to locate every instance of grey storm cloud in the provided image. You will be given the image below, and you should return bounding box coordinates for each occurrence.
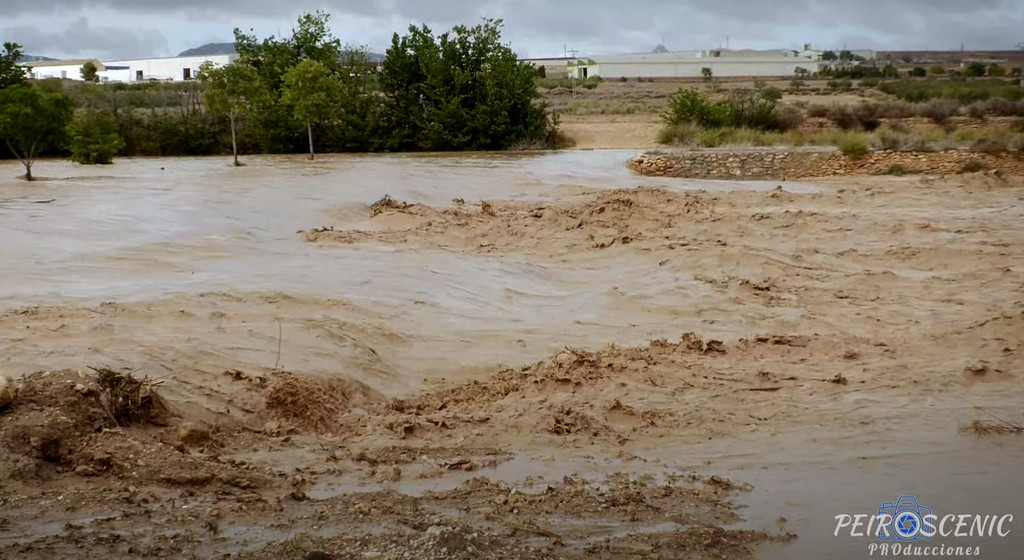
[3,0,1023,57]
[4,16,169,59]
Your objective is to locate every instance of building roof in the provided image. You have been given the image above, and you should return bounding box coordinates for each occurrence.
[21,59,106,70]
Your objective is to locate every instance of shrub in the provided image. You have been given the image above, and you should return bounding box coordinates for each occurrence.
[807,105,830,118]
[964,99,1024,118]
[959,160,988,173]
[776,105,805,130]
[919,100,959,124]
[972,135,1010,153]
[875,101,916,119]
[827,104,881,131]
[911,67,927,77]
[873,126,908,151]
[928,65,946,76]
[964,62,986,78]
[988,64,1007,77]
[657,123,701,145]
[663,89,790,131]
[760,86,783,102]
[859,78,880,88]
[882,164,910,175]
[67,109,126,164]
[827,79,853,91]
[836,133,870,159]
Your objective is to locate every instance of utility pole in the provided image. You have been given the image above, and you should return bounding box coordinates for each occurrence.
[1018,42,1024,87]
[568,47,579,97]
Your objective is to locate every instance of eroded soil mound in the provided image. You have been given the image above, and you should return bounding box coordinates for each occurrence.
[264,372,380,433]
[300,187,718,255]
[0,369,264,490]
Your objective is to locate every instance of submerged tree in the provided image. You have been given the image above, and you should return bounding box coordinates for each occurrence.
[67,109,125,164]
[281,59,340,160]
[199,60,264,166]
[0,85,74,180]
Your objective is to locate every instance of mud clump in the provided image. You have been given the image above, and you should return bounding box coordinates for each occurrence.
[302,187,719,256]
[370,194,414,217]
[264,372,379,434]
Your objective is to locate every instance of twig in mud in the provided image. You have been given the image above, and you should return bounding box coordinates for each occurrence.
[275,319,283,370]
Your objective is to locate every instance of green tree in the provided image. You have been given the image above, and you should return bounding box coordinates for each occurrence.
[232,11,369,154]
[199,61,264,166]
[701,67,713,80]
[376,18,554,151]
[987,64,1006,77]
[821,50,838,62]
[964,62,986,77]
[911,66,927,77]
[0,85,74,180]
[794,66,809,79]
[81,61,99,82]
[282,59,340,160]
[1,42,27,89]
[928,65,946,76]
[67,109,124,164]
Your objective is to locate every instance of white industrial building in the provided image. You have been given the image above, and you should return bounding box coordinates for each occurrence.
[21,54,236,83]
[569,49,823,79]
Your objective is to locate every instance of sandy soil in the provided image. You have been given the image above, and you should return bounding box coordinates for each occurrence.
[558,114,663,149]
[2,151,1023,558]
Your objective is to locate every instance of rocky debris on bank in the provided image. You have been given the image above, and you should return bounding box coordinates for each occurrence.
[628,150,1024,179]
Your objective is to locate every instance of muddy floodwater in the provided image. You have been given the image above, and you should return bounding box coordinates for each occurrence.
[1,152,1022,559]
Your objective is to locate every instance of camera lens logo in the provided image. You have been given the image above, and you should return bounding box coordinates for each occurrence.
[877,496,933,542]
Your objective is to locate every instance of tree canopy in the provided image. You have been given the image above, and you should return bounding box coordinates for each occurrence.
[1,42,27,89]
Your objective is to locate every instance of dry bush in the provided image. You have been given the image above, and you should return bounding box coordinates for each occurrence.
[918,100,960,124]
[92,367,172,426]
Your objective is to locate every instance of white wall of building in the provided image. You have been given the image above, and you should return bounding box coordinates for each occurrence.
[591,59,819,79]
[104,54,237,82]
[25,63,86,81]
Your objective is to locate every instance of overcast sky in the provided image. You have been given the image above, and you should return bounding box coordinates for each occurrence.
[3,0,1023,60]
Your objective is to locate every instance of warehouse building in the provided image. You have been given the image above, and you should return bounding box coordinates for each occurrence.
[570,49,823,79]
[21,53,236,83]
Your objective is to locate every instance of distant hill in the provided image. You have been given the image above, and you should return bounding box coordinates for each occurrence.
[17,54,57,62]
[177,42,385,63]
[178,43,236,57]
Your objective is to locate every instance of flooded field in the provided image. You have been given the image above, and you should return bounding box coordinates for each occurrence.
[1,152,1022,559]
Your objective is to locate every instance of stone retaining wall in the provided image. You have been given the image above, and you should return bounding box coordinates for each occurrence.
[628,150,1024,179]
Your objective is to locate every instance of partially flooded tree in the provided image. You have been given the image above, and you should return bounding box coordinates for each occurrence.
[67,109,125,165]
[199,61,264,166]
[281,59,340,160]
[0,85,74,180]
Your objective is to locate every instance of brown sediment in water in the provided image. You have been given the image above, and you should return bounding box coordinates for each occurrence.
[1,155,1022,559]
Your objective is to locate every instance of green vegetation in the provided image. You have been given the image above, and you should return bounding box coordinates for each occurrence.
[67,109,125,164]
[0,85,74,179]
[877,78,1023,103]
[81,61,99,83]
[836,132,869,159]
[663,88,789,132]
[0,12,562,172]
[1,42,26,89]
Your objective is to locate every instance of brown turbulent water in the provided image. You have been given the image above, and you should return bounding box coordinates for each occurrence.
[1,153,1022,559]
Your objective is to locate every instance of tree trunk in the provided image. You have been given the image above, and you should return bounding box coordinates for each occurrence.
[23,162,34,181]
[230,112,240,167]
[307,122,315,161]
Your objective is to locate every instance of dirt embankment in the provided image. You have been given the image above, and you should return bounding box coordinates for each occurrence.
[628,150,1024,180]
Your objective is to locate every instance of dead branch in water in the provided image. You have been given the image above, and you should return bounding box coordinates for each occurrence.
[962,408,1023,436]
